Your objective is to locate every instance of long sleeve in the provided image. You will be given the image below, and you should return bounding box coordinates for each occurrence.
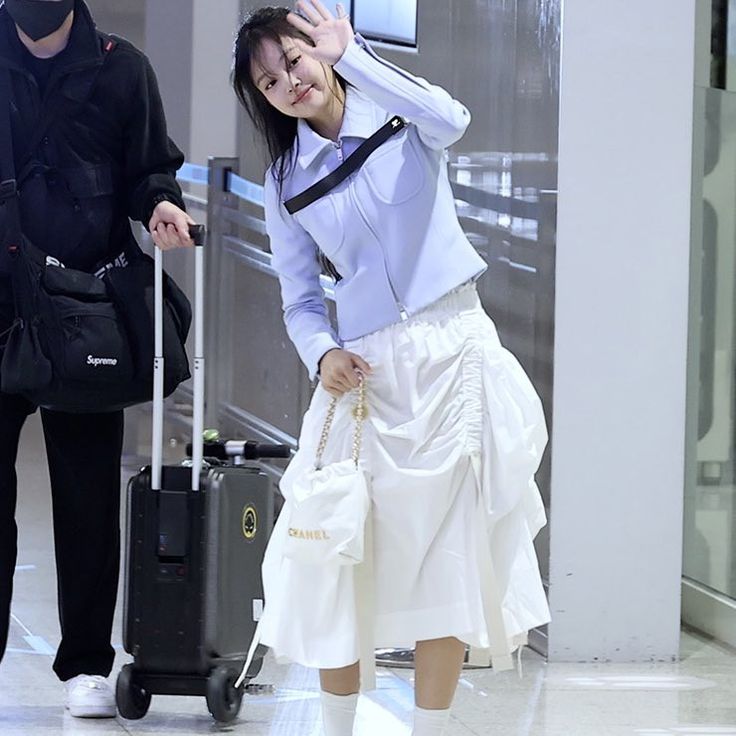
[333,34,471,150]
[123,53,186,227]
[265,172,342,379]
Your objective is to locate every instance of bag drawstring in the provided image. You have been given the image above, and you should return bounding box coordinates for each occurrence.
[234,616,265,689]
[516,643,524,678]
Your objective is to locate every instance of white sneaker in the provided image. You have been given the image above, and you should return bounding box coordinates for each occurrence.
[64,674,117,718]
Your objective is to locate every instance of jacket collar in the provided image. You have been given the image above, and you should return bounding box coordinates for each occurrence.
[296,86,384,169]
[0,0,102,71]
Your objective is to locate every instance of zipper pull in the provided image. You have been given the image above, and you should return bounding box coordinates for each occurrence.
[334,139,344,163]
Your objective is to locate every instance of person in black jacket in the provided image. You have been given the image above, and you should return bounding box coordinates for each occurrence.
[0,0,193,718]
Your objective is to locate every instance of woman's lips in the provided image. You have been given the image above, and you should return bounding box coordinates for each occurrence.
[293,85,314,104]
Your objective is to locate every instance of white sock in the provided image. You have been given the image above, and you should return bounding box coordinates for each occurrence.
[320,691,358,736]
[412,706,451,736]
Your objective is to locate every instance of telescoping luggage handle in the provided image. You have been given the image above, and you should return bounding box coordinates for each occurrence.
[151,224,206,493]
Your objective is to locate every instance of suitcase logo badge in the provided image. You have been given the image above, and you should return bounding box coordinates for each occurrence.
[242,505,258,540]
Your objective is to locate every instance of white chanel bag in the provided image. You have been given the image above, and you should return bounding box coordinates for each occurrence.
[235,379,375,693]
[282,378,370,566]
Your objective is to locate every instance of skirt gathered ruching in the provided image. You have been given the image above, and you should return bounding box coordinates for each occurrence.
[257,282,551,673]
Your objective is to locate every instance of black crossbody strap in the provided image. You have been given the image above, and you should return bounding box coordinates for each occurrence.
[0,70,14,182]
[284,115,406,215]
[0,67,21,239]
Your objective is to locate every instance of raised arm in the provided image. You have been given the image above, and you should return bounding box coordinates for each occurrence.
[288,0,471,150]
[334,35,471,150]
[265,173,342,380]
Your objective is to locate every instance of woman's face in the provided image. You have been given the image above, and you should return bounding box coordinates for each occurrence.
[252,36,335,121]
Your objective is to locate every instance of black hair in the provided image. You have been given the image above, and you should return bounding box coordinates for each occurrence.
[232,6,347,192]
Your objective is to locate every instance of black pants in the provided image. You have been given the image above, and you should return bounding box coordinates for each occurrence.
[0,390,124,681]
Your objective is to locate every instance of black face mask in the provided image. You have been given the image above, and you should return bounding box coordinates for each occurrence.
[5,0,75,42]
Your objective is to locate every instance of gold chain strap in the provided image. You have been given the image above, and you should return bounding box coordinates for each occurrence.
[315,376,367,470]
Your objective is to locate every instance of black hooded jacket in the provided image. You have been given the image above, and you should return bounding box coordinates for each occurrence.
[0,0,185,317]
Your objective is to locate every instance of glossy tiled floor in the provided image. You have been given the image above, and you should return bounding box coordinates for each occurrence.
[1,414,736,735]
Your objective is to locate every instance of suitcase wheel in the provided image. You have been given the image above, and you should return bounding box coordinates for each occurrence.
[116,664,152,720]
[206,665,244,723]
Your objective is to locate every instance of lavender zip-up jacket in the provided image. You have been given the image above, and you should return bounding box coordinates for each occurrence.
[266,35,487,379]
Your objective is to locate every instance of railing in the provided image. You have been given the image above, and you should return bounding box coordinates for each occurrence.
[172,158,313,468]
[132,156,556,484]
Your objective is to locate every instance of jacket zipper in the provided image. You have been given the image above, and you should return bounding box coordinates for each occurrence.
[333,139,344,163]
[347,182,408,320]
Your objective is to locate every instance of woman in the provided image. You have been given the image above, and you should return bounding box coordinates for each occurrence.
[232,3,551,735]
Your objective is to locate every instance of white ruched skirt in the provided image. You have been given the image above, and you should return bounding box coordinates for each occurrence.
[257,282,551,673]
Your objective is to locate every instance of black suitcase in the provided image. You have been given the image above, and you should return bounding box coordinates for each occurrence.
[116,227,288,722]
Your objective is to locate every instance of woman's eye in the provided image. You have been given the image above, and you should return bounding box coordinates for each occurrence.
[265,80,275,91]
[290,56,301,67]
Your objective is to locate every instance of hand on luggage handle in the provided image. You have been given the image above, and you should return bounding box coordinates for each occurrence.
[188,224,205,246]
[151,224,207,493]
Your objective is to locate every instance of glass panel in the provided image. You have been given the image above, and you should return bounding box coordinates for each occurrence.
[440,0,560,603]
[223,257,312,441]
[353,0,418,46]
[684,87,736,600]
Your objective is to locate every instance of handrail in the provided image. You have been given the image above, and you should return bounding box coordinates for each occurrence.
[177,160,550,220]
[177,163,210,185]
[452,181,542,220]
[162,156,555,470]
[226,172,265,207]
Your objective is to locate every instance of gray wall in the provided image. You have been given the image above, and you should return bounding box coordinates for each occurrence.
[87,0,239,165]
[86,0,146,49]
[551,0,698,661]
